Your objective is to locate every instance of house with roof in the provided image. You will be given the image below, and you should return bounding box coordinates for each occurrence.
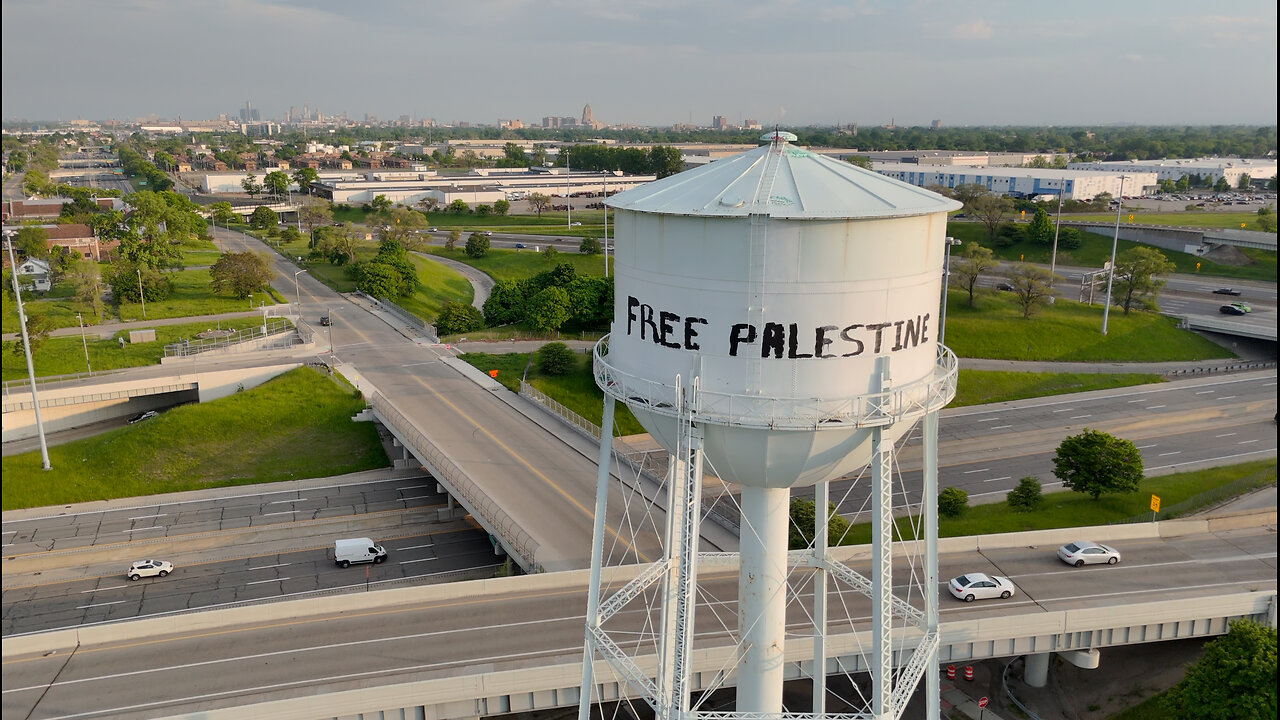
[14,257,52,292]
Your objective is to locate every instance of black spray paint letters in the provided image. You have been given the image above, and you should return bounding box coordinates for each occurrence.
[626,296,930,359]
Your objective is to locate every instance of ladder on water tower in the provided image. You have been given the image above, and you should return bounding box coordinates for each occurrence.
[746,143,783,395]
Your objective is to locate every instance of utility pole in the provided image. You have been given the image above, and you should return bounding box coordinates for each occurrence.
[1049,176,1066,302]
[6,239,51,470]
[136,268,146,319]
[77,313,92,376]
[1101,175,1126,335]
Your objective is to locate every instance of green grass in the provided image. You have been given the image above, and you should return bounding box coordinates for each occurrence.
[952,370,1164,406]
[1,317,273,380]
[1065,210,1268,231]
[180,249,223,267]
[114,268,281,322]
[396,254,475,320]
[1108,691,1174,720]
[424,246,611,283]
[459,350,647,435]
[333,205,609,239]
[3,290,105,334]
[946,223,1277,281]
[943,289,1233,362]
[1,367,389,510]
[833,461,1276,544]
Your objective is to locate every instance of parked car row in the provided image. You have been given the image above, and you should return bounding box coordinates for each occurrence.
[949,540,1121,602]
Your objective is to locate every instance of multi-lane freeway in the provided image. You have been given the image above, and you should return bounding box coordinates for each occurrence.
[3,522,1274,720]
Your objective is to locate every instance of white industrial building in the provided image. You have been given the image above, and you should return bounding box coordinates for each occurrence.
[873,163,1157,201]
[310,168,657,205]
[1066,157,1277,186]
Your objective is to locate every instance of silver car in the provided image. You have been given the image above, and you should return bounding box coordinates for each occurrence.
[1057,540,1121,567]
[948,572,1015,602]
[127,559,173,581]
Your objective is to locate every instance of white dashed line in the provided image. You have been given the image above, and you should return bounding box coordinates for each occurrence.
[81,585,127,593]
[962,468,991,474]
[77,600,128,609]
[246,578,289,585]
[1158,451,1182,457]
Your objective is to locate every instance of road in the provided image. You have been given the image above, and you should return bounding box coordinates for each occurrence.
[3,524,1273,720]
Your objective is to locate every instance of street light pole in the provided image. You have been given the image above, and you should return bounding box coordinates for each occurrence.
[77,312,92,376]
[136,268,146,319]
[1101,175,1127,335]
[566,148,571,230]
[293,269,304,310]
[939,236,962,346]
[1050,176,1066,284]
[6,239,51,470]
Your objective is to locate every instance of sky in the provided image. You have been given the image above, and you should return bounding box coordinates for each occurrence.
[3,0,1277,128]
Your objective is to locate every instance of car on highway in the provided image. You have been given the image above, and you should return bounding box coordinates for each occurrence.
[1229,302,1252,313]
[127,559,173,580]
[514,243,527,249]
[127,411,159,424]
[570,221,582,226]
[320,315,331,326]
[1219,304,1248,316]
[948,572,1015,602]
[1057,540,1121,567]
[428,227,438,232]
[996,281,1015,292]
[1212,288,1243,296]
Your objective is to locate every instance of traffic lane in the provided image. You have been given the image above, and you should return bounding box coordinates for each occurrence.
[2,528,500,636]
[5,529,1273,719]
[1,478,444,553]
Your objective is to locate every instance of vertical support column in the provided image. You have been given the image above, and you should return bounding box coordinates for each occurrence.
[813,480,829,716]
[578,396,616,720]
[1025,653,1050,688]
[924,411,941,720]
[738,484,791,714]
[871,356,894,719]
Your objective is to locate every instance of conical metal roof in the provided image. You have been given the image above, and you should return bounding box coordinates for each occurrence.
[607,133,961,219]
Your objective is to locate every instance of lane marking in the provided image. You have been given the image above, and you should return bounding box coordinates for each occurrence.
[1215,433,1237,438]
[399,495,432,501]
[1158,451,1182,457]
[1051,408,1074,413]
[246,578,288,586]
[127,514,166,520]
[261,511,295,517]
[121,527,163,534]
[76,600,128,610]
[1147,447,1276,471]
[962,468,991,474]
[1136,444,1159,449]
[396,486,429,492]
[399,558,435,565]
[399,544,435,551]
[1145,405,1166,410]
[1069,415,1091,419]
[1194,390,1215,395]
[1238,439,1259,445]
[249,563,291,570]
[982,476,1011,483]
[990,425,1013,430]
[1218,396,1236,400]
[975,417,1002,422]
[268,499,307,505]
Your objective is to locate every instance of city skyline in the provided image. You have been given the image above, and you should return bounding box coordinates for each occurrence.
[2,0,1277,127]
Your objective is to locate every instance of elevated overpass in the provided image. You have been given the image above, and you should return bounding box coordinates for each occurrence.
[1172,312,1279,341]
[2,514,1274,720]
[1064,221,1277,252]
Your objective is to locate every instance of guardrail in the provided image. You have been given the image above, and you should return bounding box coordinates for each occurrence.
[357,292,432,333]
[1,366,137,398]
[162,319,296,358]
[368,392,542,573]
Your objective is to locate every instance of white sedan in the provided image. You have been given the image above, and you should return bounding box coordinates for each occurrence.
[127,560,173,581]
[948,573,1015,602]
[1057,540,1121,567]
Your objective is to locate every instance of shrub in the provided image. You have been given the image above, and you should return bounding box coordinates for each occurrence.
[579,236,602,255]
[465,232,490,258]
[1006,477,1044,512]
[938,487,968,518]
[434,301,484,336]
[536,341,575,375]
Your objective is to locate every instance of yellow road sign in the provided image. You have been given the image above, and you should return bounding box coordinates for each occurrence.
[1150,495,1161,512]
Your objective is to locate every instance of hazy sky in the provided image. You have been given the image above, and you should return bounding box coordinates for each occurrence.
[3,0,1277,127]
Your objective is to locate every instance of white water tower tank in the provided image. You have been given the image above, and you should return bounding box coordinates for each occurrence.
[601,133,961,489]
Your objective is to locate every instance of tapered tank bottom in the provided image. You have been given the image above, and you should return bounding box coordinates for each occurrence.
[737,485,790,713]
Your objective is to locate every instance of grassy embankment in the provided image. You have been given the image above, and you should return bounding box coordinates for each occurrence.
[1,366,388,510]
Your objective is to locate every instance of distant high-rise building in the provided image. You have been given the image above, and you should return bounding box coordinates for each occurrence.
[399,114,411,126]
[712,115,729,131]
[931,119,942,130]
[582,104,594,126]
[744,118,761,130]
[303,103,310,121]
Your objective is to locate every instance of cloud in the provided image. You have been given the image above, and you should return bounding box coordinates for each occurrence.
[950,19,994,41]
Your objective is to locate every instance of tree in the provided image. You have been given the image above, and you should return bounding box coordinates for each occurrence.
[434,301,484,336]
[579,236,602,255]
[1114,246,1175,314]
[241,173,262,198]
[1007,262,1059,318]
[1025,207,1054,245]
[970,194,1014,241]
[465,232,490,258]
[536,341,576,375]
[263,170,290,199]
[844,155,872,170]
[379,206,427,248]
[647,145,684,178]
[447,199,470,215]
[951,183,990,211]
[1257,206,1277,233]
[493,199,510,216]
[951,242,998,307]
[527,192,551,217]
[1163,619,1276,720]
[1053,428,1144,500]
[298,200,333,240]
[418,196,440,214]
[9,310,54,357]
[1237,173,1252,190]
[209,251,273,299]
[938,487,968,518]
[354,261,402,299]
[474,204,492,217]
[68,257,104,320]
[526,286,571,333]
[249,205,277,230]
[1214,176,1231,192]
[446,228,461,251]
[1006,477,1044,512]
[370,194,392,214]
[292,167,319,195]
[105,262,174,303]
[13,227,49,260]
[210,201,238,227]
[541,245,559,262]
[788,498,852,550]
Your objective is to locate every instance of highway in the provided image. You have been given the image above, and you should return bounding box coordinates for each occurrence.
[2,523,1273,720]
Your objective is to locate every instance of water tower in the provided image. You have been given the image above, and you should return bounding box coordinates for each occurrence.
[579,132,960,720]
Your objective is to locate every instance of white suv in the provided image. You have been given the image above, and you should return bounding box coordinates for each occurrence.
[128,560,173,581]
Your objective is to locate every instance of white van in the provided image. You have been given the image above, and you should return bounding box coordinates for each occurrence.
[334,537,388,568]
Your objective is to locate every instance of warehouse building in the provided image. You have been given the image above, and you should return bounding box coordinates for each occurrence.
[1066,157,1277,186]
[872,163,1156,201]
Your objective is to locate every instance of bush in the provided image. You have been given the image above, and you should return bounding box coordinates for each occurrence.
[536,341,575,375]
[434,301,484,336]
[1006,477,1044,512]
[788,498,853,549]
[579,236,602,255]
[465,233,490,258]
[938,487,969,518]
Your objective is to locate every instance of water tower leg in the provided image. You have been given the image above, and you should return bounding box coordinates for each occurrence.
[738,484,790,714]
[871,422,893,718]
[924,411,941,720]
[578,396,616,720]
[812,480,829,715]
[657,409,703,720]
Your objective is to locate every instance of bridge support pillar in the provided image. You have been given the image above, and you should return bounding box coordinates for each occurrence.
[1024,652,1050,688]
[1059,648,1100,670]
